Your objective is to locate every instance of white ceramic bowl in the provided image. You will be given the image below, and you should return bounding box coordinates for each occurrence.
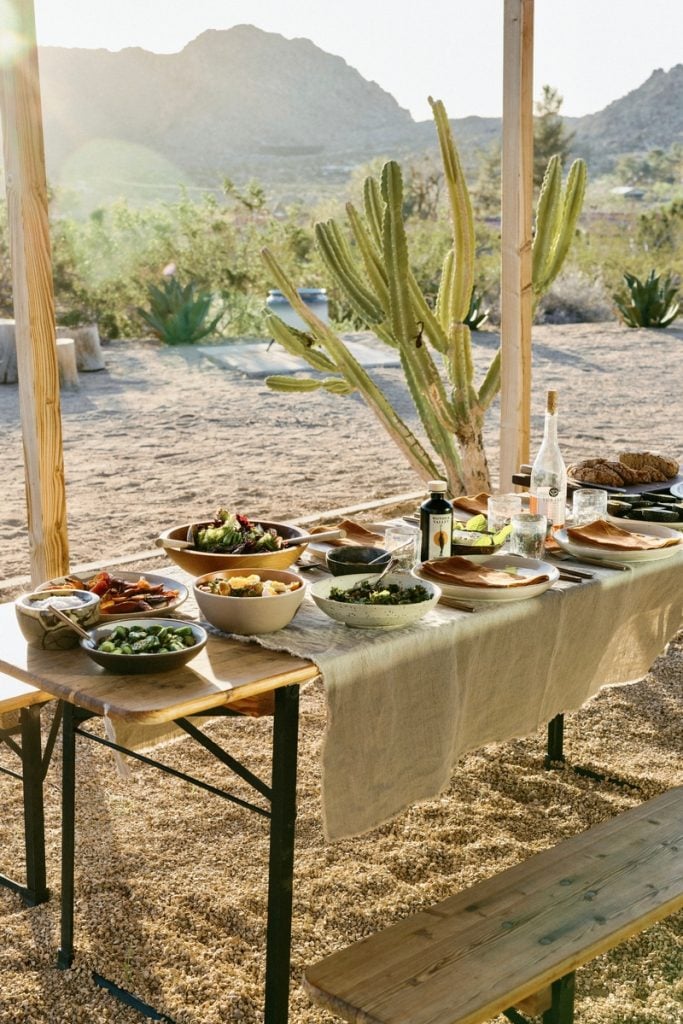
[193,568,306,635]
[15,589,101,649]
[309,572,440,629]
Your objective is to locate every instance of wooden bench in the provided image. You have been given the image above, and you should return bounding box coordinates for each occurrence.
[304,787,683,1024]
[0,673,57,906]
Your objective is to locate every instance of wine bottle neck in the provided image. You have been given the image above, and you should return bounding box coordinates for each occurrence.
[542,409,558,446]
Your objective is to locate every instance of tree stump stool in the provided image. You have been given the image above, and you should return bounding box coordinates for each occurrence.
[56,338,80,389]
[56,324,105,371]
[0,319,18,384]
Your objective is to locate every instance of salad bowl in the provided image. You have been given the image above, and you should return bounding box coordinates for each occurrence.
[157,518,308,574]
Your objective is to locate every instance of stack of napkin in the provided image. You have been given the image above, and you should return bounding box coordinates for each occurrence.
[566,520,680,550]
[452,492,490,516]
[310,520,384,547]
[422,556,550,588]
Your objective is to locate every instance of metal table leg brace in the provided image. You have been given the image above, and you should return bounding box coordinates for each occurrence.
[0,703,61,906]
[57,686,300,1024]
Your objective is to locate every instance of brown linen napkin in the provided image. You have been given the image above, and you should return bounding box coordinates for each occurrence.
[422,555,550,588]
[452,492,491,516]
[566,519,680,551]
[310,519,385,547]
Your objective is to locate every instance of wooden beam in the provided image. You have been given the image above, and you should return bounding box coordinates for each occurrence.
[499,0,534,490]
[0,0,69,585]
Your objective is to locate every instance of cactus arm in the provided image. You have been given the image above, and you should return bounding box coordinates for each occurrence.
[381,161,460,436]
[266,314,338,373]
[266,375,345,393]
[532,158,587,307]
[363,175,385,247]
[532,155,562,288]
[345,201,391,312]
[262,246,442,482]
[536,158,587,297]
[429,97,475,323]
[477,347,501,411]
[406,272,449,354]
[435,249,455,331]
[315,221,385,324]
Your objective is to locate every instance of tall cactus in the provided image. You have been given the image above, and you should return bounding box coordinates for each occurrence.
[262,100,586,494]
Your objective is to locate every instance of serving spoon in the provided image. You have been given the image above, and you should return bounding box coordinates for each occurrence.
[156,527,347,553]
[48,604,94,642]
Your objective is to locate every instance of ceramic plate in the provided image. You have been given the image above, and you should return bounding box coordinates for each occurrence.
[554,521,682,563]
[38,571,188,619]
[607,513,683,533]
[671,482,683,499]
[412,555,559,604]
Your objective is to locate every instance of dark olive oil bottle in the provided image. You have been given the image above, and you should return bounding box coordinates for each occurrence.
[420,480,453,561]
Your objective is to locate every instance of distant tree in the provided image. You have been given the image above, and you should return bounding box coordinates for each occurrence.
[402,156,444,220]
[616,144,683,186]
[533,85,574,188]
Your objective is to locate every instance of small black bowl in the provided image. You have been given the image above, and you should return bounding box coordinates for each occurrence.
[325,546,391,577]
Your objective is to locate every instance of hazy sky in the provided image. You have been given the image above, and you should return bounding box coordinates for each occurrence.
[32,0,683,121]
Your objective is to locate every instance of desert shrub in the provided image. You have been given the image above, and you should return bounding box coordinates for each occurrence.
[613,269,680,328]
[49,188,322,338]
[535,269,613,324]
[136,275,222,344]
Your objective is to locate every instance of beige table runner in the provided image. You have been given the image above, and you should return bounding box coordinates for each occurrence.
[223,553,683,839]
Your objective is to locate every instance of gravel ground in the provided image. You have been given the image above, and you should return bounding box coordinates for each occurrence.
[0,324,682,1023]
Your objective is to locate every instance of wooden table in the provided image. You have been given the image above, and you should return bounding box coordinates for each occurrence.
[0,600,318,1024]
[1,546,682,1023]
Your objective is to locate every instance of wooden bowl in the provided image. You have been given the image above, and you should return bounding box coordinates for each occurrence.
[157,520,307,575]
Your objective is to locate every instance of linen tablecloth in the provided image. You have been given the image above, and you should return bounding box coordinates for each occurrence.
[225,553,683,839]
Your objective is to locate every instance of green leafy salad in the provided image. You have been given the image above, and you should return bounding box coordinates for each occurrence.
[193,511,282,554]
[328,581,431,605]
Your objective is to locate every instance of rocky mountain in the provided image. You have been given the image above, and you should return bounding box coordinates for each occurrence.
[27,26,683,202]
[571,65,683,169]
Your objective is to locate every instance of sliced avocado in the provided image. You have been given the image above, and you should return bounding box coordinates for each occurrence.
[465,513,488,532]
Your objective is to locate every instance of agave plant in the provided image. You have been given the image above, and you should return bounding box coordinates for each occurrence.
[137,276,222,345]
[262,99,586,494]
[613,270,680,328]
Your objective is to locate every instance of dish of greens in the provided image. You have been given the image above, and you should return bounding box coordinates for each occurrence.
[192,511,284,554]
[94,623,198,655]
[328,580,431,605]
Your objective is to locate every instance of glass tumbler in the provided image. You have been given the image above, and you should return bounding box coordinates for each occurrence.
[572,488,608,526]
[508,513,547,559]
[383,525,421,571]
[487,493,523,534]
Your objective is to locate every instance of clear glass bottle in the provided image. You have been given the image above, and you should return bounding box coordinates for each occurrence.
[529,390,567,528]
[420,480,453,560]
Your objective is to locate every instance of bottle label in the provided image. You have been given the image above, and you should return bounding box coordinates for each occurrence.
[425,513,452,559]
[530,487,565,528]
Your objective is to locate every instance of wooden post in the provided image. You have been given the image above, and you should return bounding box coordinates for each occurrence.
[0,0,69,584]
[499,0,534,490]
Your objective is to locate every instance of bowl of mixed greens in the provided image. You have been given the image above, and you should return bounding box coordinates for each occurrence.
[310,572,440,629]
[157,510,308,574]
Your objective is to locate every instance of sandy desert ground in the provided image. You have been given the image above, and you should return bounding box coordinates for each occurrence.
[0,323,681,1024]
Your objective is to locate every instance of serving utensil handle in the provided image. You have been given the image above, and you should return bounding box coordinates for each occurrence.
[49,604,94,641]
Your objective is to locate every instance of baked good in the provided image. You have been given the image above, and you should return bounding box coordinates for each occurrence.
[617,451,679,480]
[568,460,625,487]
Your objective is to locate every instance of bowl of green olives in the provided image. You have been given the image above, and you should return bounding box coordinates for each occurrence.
[80,618,207,673]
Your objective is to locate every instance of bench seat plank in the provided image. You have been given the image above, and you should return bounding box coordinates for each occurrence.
[0,672,53,716]
[305,787,683,1024]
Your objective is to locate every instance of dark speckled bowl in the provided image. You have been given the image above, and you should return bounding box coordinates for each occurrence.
[326,546,391,577]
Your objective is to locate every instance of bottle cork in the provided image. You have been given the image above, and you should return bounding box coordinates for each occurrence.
[547,390,558,415]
